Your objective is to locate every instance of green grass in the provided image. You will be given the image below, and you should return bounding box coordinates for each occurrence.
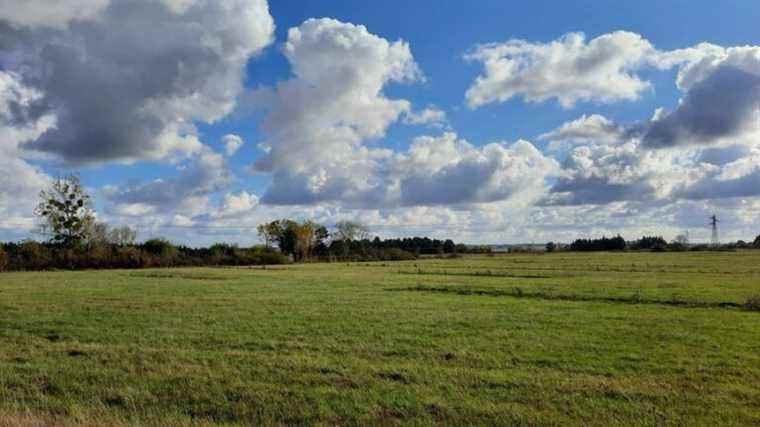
[1,252,760,425]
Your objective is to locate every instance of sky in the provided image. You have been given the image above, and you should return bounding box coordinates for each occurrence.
[1,0,760,246]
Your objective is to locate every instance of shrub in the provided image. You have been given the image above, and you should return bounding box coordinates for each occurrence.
[251,248,290,265]
[113,246,149,269]
[15,241,53,270]
[141,238,176,257]
[0,246,7,271]
[744,295,760,312]
[379,248,416,261]
[141,238,178,267]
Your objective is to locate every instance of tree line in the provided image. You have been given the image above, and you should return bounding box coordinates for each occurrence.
[549,235,760,253]
[255,218,489,262]
[0,175,482,271]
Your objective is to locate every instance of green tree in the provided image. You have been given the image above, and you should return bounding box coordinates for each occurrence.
[258,219,328,261]
[34,174,95,247]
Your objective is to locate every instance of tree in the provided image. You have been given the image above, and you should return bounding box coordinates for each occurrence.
[85,221,110,246]
[754,235,760,249]
[257,219,330,261]
[333,221,370,259]
[546,241,557,253]
[35,174,95,247]
[108,225,137,246]
[333,221,370,242]
[293,221,328,261]
[257,223,278,248]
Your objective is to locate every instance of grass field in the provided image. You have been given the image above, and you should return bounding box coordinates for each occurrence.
[1,252,760,426]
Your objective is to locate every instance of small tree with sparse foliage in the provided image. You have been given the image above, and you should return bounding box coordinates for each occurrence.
[35,174,95,247]
[108,225,137,246]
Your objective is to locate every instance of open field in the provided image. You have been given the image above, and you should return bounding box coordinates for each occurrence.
[1,252,760,425]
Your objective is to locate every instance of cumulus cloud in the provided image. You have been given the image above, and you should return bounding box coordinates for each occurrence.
[465,31,659,108]
[396,133,558,206]
[246,19,557,209]
[533,41,760,207]
[540,114,625,151]
[104,148,231,213]
[0,0,274,163]
[541,117,760,208]
[250,18,421,175]
[543,141,659,206]
[222,134,244,156]
[641,47,760,148]
[0,71,53,231]
[403,106,448,127]
[0,0,109,29]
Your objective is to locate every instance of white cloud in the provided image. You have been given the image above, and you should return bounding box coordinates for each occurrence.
[465,31,657,108]
[104,148,231,213]
[403,106,448,127]
[246,19,557,209]
[214,191,260,218]
[0,0,274,164]
[642,46,760,148]
[395,133,559,206]
[250,18,421,175]
[222,134,244,156]
[0,0,109,29]
[0,71,53,234]
[540,114,625,151]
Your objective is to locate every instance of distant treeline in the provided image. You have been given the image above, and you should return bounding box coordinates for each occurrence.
[0,222,486,271]
[256,219,488,262]
[318,236,491,261]
[558,235,760,252]
[0,240,289,272]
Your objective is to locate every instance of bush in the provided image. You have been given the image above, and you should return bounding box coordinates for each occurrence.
[14,241,53,270]
[0,246,7,271]
[379,248,416,261]
[113,246,149,269]
[140,238,178,267]
[744,295,760,312]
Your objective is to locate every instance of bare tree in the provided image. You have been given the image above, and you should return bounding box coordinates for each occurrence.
[108,226,137,246]
[35,174,95,247]
[334,221,370,242]
[85,221,110,246]
[333,221,370,259]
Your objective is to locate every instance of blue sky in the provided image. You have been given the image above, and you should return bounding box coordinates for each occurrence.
[2,1,760,245]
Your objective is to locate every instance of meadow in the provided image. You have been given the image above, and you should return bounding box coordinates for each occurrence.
[1,251,759,426]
